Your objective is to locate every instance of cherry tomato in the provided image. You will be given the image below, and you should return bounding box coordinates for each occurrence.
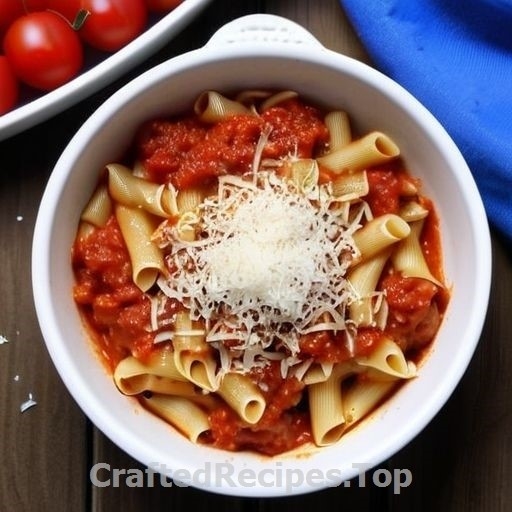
[0,0,55,32]
[0,55,18,114]
[0,0,24,35]
[3,11,83,91]
[25,0,49,9]
[79,0,148,52]
[145,0,183,12]
[44,0,81,23]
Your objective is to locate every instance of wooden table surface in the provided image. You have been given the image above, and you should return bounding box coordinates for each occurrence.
[1,0,511,510]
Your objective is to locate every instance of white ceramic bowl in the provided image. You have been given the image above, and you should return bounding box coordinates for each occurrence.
[32,14,492,497]
[0,0,212,142]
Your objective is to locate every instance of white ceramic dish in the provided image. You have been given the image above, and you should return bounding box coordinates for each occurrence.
[0,0,212,142]
[32,14,492,497]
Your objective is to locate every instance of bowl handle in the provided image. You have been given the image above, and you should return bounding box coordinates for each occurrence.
[206,14,324,49]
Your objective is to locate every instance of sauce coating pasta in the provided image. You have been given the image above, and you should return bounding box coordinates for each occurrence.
[72,90,448,455]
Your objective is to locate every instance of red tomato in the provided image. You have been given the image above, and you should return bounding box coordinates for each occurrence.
[44,0,81,23]
[79,0,148,52]
[0,1,23,33]
[0,55,18,114]
[145,0,183,12]
[3,11,83,91]
[0,1,49,44]
[0,0,52,28]
[25,0,49,9]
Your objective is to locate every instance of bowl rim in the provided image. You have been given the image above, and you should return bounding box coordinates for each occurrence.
[0,0,213,142]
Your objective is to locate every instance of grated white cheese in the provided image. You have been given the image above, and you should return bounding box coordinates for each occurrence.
[156,168,361,376]
[0,334,8,344]
[20,393,37,413]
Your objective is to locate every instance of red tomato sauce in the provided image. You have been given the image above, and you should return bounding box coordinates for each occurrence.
[365,162,421,216]
[298,327,383,363]
[73,216,174,371]
[364,163,448,356]
[136,98,329,190]
[73,96,449,456]
[380,273,441,353]
[206,362,310,455]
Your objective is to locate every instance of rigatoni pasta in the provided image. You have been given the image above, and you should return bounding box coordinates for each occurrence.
[107,163,179,217]
[217,373,266,424]
[142,394,211,443]
[72,89,448,456]
[317,131,400,173]
[308,362,356,446]
[80,184,112,228]
[114,204,165,292]
[324,110,352,151]
[194,91,253,122]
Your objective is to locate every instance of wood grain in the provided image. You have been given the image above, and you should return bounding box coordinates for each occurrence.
[0,117,89,512]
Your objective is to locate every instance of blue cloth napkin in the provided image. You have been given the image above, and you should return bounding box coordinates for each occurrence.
[340,0,512,239]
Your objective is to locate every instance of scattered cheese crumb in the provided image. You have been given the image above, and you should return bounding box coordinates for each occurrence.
[16,215,23,222]
[0,334,8,345]
[20,393,37,413]
[13,375,20,382]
